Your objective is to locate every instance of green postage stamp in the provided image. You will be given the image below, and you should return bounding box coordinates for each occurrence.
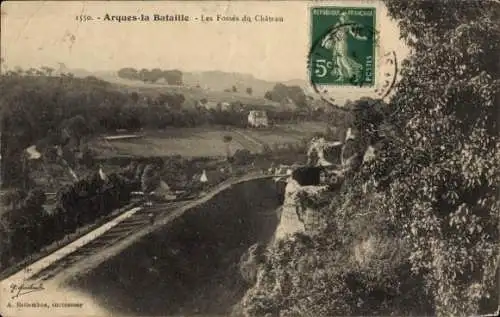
[310,7,376,87]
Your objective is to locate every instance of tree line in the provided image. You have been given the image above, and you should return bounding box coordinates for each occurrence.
[117,67,183,85]
[0,170,137,272]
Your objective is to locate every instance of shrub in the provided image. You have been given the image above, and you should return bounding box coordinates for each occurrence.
[233,149,254,166]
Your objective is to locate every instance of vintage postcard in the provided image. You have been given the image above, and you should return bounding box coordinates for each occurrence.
[0,1,498,317]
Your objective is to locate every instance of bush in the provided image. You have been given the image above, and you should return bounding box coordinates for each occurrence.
[233,149,254,166]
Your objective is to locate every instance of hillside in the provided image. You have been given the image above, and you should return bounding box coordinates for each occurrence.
[57,66,311,108]
[49,64,369,107]
[92,70,370,107]
[182,70,310,97]
[97,76,283,109]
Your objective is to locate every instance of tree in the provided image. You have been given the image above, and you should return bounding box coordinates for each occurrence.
[149,68,163,83]
[232,85,237,93]
[164,93,185,111]
[118,67,139,80]
[163,70,183,85]
[141,163,161,204]
[264,91,273,100]
[347,97,388,147]
[13,66,23,75]
[130,91,139,103]
[373,1,500,315]
[139,68,149,82]
[61,115,88,148]
[287,85,308,108]
[78,147,95,168]
[264,83,308,108]
[1,188,27,210]
[223,134,233,159]
[26,68,36,76]
[246,87,253,95]
[233,148,252,165]
[41,66,54,77]
[244,2,500,317]
[24,188,46,209]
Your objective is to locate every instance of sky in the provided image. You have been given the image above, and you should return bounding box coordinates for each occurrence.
[1,0,409,84]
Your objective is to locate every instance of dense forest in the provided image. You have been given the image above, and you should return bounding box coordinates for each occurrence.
[242,1,499,316]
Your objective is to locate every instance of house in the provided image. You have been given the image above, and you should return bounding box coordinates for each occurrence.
[220,102,231,111]
[197,100,233,111]
[248,110,269,128]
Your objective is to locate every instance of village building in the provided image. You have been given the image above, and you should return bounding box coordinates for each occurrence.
[220,102,231,111]
[247,110,269,128]
[197,100,233,111]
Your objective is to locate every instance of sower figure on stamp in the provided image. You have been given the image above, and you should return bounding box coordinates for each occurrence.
[321,12,368,82]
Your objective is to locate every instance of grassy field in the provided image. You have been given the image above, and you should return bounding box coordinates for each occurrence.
[91,127,247,158]
[90,122,329,159]
[237,121,329,147]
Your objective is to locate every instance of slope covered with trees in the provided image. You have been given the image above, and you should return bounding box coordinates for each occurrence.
[242,2,499,316]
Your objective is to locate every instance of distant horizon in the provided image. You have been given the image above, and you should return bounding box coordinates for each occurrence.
[1,1,408,82]
[2,0,410,104]
[1,62,397,103]
[2,62,311,86]
[1,62,310,84]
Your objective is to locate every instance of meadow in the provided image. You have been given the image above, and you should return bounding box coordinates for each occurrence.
[90,122,329,159]
[235,121,330,147]
[91,127,245,158]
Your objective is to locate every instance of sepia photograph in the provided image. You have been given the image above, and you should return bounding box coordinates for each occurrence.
[0,1,498,316]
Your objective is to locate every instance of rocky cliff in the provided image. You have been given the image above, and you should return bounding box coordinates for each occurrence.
[232,174,330,316]
[274,177,328,240]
